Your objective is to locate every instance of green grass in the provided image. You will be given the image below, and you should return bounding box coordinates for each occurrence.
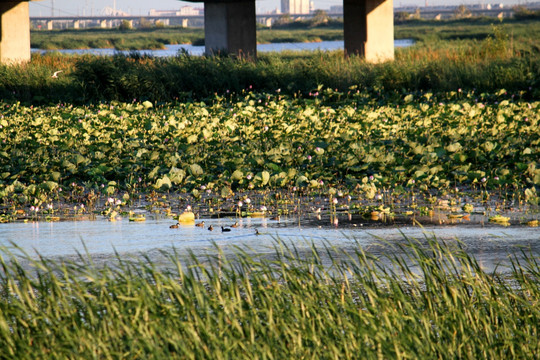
[30,25,345,50]
[31,27,205,50]
[1,238,538,359]
[2,44,539,104]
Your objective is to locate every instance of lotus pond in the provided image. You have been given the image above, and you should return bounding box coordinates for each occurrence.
[0,88,538,262]
[1,88,538,219]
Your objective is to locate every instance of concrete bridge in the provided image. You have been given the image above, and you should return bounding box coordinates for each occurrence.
[190,0,393,61]
[1,0,394,64]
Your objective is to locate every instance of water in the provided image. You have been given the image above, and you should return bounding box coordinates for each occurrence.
[1,217,538,273]
[32,39,414,57]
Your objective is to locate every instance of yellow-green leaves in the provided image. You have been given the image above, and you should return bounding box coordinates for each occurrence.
[189,164,204,178]
[0,91,537,198]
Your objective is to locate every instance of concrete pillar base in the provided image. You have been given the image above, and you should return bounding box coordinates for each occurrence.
[204,0,256,58]
[344,0,394,63]
[0,1,31,64]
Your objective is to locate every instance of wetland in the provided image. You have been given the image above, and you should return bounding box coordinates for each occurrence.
[0,17,539,359]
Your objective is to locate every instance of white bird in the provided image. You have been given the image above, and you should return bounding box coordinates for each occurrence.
[51,70,63,78]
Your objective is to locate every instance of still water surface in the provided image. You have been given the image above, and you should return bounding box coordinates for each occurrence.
[33,39,414,57]
[1,217,538,272]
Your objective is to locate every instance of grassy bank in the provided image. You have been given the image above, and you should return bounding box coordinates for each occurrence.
[2,45,539,104]
[1,239,538,359]
[31,27,204,51]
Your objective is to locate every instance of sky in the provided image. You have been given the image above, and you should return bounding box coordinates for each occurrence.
[29,0,526,17]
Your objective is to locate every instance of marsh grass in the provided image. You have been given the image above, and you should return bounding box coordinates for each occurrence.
[2,44,537,104]
[0,238,538,359]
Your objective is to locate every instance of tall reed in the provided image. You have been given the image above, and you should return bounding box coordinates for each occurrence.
[0,237,538,359]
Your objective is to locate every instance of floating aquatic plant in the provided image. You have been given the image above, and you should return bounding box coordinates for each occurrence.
[0,90,538,216]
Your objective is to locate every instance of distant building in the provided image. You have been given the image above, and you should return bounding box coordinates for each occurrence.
[178,6,202,16]
[148,6,202,17]
[281,0,310,14]
[328,5,343,14]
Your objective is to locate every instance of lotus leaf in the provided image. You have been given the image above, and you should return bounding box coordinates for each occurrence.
[489,215,510,224]
[148,166,160,179]
[168,167,186,185]
[39,181,58,192]
[190,164,204,177]
[178,211,195,224]
[231,170,243,181]
[0,89,538,199]
[221,186,232,198]
[155,175,172,190]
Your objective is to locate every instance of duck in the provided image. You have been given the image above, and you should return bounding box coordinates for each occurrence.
[169,223,179,229]
[221,226,231,232]
[270,215,280,221]
[230,221,240,228]
[195,221,205,227]
[208,225,214,231]
[254,228,260,235]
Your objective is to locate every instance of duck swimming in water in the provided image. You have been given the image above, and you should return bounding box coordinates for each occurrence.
[208,225,214,231]
[195,221,205,227]
[221,226,231,232]
[169,223,179,229]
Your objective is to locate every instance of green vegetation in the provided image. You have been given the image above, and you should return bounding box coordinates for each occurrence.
[0,19,537,211]
[0,90,538,212]
[5,20,539,104]
[396,18,540,53]
[1,19,538,356]
[1,238,538,358]
[2,47,539,104]
[30,25,344,51]
[31,27,204,51]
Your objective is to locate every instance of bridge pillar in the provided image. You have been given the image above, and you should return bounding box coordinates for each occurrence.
[181,18,189,28]
[204,0,256,58]
[100,19,108,28]
[73,20,80,29]
[344,0,394,62]
[0,1,30,64]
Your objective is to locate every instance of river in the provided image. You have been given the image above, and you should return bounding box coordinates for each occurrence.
[32,39,414,57]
